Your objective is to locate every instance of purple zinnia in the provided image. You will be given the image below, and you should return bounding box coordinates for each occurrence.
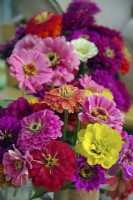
[0,117,21,163]
[17,109,63,153]
[71,156,106,192]
[91,70,125,111]
[79,94,124,132]
[69,29,100,43]
[1,97,32,120]
[116,80,131,113]
[88,36,123,75]
[0,26,25,59]
[62,0,100,32]
[119,135,133,180]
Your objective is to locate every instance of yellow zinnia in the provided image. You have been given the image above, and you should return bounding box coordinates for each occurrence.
[75,123,124,169]
[84,89,113,100]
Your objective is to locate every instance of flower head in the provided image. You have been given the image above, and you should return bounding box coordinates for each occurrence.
[36,36,80,86]
[29,140,76,191]
[76,123,124,169]
[0,117,21,163]
[0,164,14,187]
[3,146,33,186]
[71,38,98,62]
[62,0,100,31]
[44,85,85,113]
[88,36,123,75]
[71,156,106,192]
[79,94,124,131]
[26,11,62,38]
[17,109,63,152]
[8,49,53,92]
[119,135,133,180]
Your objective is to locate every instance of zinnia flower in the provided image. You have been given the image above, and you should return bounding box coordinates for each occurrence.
[8,49,53,92]
[0,164,14,187]
[62,0,100,31]
[71,156,106,192]
[88,36,123,75]
[71,38,98,62]
[1,97,32,120]
[0,117,21,163]
[26,11,62,38]
[75,123,124,169]
[3,146,33,187]
[119,135,133,180]
[13,34,41,53]
[44,85,85,113]
[17,109,63,152]
[79,94,124,131]
[29,140,76,191]
[36,36,80,86]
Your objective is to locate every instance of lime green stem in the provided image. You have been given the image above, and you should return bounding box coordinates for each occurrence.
[62,109,69,142]
[22,90,25,97]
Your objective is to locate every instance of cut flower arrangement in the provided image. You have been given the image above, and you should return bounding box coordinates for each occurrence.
[0,0,133,199]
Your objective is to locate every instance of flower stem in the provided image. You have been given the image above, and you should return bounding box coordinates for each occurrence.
[62,109,69,142]
[73,118,80,145]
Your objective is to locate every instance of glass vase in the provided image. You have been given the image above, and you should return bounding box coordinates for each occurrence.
[54,189,99,200]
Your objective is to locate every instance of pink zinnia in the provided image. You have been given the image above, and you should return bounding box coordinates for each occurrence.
[79,94,124,131]
[36,36,80,86]
[13,34,41,53]
[8,49,53,92]
[17,109,63,152]
[3,146,32,187]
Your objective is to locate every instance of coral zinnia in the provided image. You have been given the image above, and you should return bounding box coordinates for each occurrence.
[75,123,124,169]
[44,85,85,113]
[71,156,106,192]
[0,117,21,163]
[17,109,63,152]
[8,49,53,92]
[79,94,124,131]
[3,146,33,187]
[29,140,76,191]
[36,36,80,86]
[26,11,62,39]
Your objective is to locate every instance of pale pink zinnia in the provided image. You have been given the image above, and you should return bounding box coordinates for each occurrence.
[3,146,32,187]
[13,34,41,53]
[79,94,124,131]
[36,36,80,86]
[8,49,53,92]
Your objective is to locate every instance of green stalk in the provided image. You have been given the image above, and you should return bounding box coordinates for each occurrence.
[62,109,69,142]
[73,118,80,145]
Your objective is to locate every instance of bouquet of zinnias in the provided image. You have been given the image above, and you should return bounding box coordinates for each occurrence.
[0,0,132,199]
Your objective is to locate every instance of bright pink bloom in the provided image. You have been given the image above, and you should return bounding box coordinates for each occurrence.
[3,146,32,187]
[8,49,53,92]
[36,36,80,86]
[13,34,41,53]
[79,94,124,131]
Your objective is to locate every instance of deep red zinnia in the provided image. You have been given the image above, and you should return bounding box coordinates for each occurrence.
[26,11,62,39]
[29,140,76,191]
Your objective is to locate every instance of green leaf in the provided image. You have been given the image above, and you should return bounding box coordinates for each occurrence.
[31,187,47,199]
[0,99,13,108]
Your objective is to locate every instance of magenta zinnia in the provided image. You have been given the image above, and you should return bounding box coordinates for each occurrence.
[8,49,53,92]
[79,94,124,131]
[17,109,63,152]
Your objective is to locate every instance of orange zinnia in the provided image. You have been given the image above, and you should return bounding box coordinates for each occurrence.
[44,85,85,113]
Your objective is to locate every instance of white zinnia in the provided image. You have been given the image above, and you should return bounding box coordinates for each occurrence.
[71,38,98,62]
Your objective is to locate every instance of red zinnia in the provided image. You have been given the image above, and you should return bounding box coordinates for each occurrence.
[29,140,76,191]
[26,11,62,39]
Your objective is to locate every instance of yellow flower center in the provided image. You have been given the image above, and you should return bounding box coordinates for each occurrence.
[23,62,38,75]
[0,130,4,141]
[29,122,42,134]
[15,160,23,171]
[59,85,74,98]
[80,167,93,179]
[44,154,59,168]
[79,34,90,40]
[91,140,106,155]
[92,107,108,121]
[46,52,60,67]
[35,12,52,24]
[105,47,115,58]
[77,47,88,54]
